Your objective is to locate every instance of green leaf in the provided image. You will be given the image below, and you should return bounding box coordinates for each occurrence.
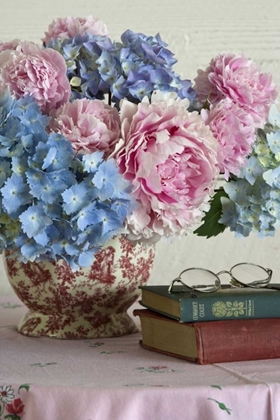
[194,190,228,238]
[207,398,232,415]
[18,383,30,393]
[217,402,232,415]
[211,385,222,390]
[4,415,21,420]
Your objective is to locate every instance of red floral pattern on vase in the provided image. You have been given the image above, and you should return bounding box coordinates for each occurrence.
[4,236,155,339]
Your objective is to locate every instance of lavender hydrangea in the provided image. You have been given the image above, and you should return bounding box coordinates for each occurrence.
[0,95,137,269]
[46,30,195,106]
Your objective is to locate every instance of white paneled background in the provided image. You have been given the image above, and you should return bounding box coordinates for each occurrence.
[0,0,280,295]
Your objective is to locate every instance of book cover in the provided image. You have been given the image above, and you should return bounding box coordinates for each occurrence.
[139,285,280,322]
[134,308,280,364]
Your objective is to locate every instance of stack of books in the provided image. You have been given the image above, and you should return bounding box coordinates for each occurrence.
[134,285,280,364]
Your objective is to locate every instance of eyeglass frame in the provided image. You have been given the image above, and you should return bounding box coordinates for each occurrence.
[168,262,273,295]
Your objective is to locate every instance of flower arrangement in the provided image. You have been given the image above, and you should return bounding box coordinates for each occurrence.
[0,16,278,270]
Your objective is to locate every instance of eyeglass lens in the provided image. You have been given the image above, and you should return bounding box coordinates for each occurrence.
[230,263,269,285]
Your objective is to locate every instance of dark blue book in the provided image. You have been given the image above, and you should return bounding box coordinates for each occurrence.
[139,284,280,322]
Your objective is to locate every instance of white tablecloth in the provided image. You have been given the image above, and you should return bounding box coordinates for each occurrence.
[1,295,280,420]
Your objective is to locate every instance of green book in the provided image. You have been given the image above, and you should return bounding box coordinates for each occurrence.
[139,285,280,322]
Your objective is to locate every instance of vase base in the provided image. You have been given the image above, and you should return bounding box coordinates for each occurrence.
[17,310,139,339]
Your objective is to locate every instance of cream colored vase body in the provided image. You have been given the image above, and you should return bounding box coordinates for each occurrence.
[4,236,155,339]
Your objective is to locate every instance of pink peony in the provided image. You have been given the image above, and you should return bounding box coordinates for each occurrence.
[193,69,224,107]
[0,41,70,114]
[42,16,108,44]
[0,39,20,52]
[116,92,219,241]
[49,98,121,156]
[202,99,256,179]
[194,53,277,127]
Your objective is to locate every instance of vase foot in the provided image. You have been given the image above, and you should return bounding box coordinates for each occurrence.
[17,310,139,339]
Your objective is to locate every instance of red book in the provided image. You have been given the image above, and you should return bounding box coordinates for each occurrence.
[134,309,280,365]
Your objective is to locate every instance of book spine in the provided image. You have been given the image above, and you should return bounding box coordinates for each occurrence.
[180,293,280,322]
[196,318,280,364]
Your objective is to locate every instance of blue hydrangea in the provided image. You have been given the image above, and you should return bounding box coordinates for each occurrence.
[0,95,137,269]
[219,120,280,238]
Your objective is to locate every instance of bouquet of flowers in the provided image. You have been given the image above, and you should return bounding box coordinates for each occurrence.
[0,15,278,270]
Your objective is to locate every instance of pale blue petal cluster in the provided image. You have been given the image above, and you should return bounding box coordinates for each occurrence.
[220,111,280,237]
[0,95,136,269]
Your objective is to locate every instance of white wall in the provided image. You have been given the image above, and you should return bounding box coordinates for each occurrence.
[1,0,280,295]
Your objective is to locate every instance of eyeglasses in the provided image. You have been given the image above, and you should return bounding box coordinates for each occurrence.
[168,262,273,294]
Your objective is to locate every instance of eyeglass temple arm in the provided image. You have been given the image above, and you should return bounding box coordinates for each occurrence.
[168,278,190,294]
[168,278,209,294]
[168,278,219,294]
[245,268,273,284]
[248,278,272,287]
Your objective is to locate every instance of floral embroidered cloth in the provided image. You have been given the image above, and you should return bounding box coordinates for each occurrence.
[1,296,280,420]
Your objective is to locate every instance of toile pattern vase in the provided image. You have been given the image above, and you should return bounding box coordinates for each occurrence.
[3,236,155,339]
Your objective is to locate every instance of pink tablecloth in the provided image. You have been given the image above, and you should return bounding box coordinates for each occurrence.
[1,295,280,420]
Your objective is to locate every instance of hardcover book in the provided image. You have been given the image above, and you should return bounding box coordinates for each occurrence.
[139,285,280,322]
[134,308,280,364]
